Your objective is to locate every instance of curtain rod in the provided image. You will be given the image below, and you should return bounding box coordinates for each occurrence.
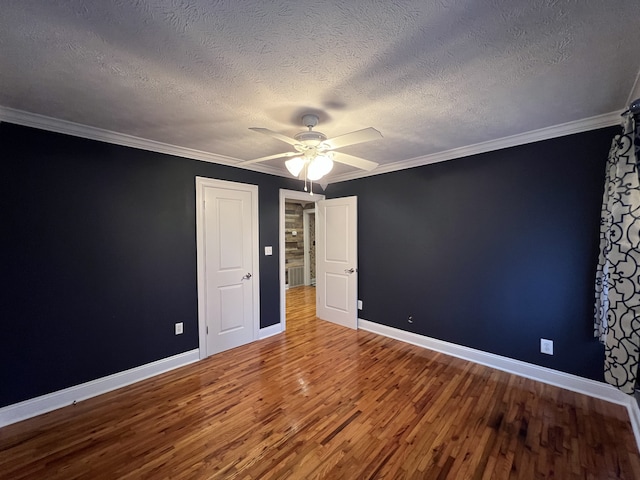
[621,98,640,116]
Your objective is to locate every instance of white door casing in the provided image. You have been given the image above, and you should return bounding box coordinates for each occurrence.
[303,208,315,286]
[316,196,358,329]
[196,177,259,358]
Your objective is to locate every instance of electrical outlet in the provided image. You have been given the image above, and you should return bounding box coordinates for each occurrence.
[175,322,184,335]
[357,300,363,310]
[540,338,553,355]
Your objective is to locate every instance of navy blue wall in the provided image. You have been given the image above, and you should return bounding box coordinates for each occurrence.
[1,121,614,408]
[326,127,615,381]
[0,123,300,407]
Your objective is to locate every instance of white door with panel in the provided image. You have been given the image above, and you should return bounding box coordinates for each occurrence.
[196,178,259,357]
[316,196,358,329]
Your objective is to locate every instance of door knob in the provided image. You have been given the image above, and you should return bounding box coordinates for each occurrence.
[242,273,252,280]
[344,268,355,274]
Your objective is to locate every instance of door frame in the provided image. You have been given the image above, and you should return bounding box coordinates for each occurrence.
[279,189,324,329]
[196,177,260,359]
[303,208,315,286]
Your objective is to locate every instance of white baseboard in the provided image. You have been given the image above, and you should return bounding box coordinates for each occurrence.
[4,323,639,453]
[358,318,640,452]
[259,323,283,339]
[0,349,199,428]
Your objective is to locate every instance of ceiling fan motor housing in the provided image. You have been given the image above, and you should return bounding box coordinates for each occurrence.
[294,114,326,146]
[294,130,327,146]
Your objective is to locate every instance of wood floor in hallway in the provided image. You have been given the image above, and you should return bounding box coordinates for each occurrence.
[1,285,638,479]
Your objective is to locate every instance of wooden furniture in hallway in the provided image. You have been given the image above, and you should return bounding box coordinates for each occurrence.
[1,285,638,479]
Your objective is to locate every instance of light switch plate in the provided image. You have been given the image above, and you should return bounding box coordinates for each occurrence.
[265,246,273,256]
[175,322,183,335]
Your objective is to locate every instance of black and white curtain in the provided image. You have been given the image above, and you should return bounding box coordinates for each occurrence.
[594,113,640,394]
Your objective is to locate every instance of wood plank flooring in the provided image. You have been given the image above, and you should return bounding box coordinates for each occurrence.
[1,285,639,479]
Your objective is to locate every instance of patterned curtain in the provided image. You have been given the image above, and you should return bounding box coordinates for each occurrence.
[594,113,640,394]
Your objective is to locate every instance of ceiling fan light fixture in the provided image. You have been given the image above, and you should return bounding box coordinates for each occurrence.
[307,154,333,181]
[285,157,305,177]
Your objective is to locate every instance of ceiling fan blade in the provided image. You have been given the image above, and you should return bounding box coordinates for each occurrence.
[237,151,298,166]
[321,127,382,150]
[331,151,379,171]
[249,127,300,146]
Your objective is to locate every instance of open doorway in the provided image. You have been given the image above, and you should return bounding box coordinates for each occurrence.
[279,189,324,329]
[284,201,315,289]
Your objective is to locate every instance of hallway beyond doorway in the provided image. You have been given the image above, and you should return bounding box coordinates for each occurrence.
[286,285,316,327]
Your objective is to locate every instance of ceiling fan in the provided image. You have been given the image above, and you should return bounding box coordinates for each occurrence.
[238,114,382,183]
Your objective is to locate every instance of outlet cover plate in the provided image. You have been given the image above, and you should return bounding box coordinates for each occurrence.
[175,322,184,335]
[540,338,553,355]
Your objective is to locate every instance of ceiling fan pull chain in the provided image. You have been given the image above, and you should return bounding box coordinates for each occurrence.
[304,163,308,192]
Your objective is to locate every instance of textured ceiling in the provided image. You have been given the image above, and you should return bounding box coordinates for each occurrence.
[1,0,640,183]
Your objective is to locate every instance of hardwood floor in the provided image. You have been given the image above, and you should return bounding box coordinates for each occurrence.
[1,285,639,479]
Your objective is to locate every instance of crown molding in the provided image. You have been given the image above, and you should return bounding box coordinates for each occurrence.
[0,106,286,177]
[1,106,622,185]
[326,111,622,184]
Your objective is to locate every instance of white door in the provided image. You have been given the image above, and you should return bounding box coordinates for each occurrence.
[196,178,259,357]
[316,196,358,329]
